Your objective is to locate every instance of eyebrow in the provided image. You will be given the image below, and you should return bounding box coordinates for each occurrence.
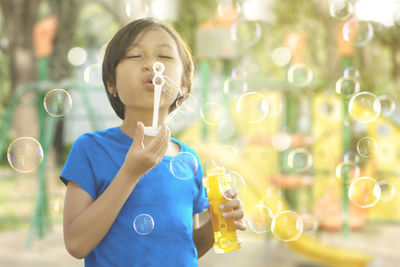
[128,43,174,50]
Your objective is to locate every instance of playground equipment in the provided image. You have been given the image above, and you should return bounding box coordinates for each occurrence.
[0,79,102,248]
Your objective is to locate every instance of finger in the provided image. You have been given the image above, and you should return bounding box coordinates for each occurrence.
[220,198,243,211]
[148,124,168,153]
[222,209,244,220]
[224,188,239,199]
[234,220,247,231]
[133,121,145,149]
[153,129,170,159]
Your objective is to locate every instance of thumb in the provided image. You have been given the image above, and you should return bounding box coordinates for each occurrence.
[133,121,144,149]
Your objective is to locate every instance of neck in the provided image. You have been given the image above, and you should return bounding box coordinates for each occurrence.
[120,106,169,140]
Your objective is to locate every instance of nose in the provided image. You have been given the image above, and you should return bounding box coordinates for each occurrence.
[142,57,156,72]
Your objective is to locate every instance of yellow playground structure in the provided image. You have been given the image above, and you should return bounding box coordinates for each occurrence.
[179,88,400,267]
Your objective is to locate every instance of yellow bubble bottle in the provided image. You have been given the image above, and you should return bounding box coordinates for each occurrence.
[203,167,242,253]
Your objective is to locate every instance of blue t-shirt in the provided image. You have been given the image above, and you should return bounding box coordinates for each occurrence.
[60,127,209,267]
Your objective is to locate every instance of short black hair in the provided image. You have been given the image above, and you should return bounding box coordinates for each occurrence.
[102,18,194,120]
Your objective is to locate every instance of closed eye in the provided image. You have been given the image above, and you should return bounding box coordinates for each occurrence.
[159,55,173,59]
[125,55,141,59]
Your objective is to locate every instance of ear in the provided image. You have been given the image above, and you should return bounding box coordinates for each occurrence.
[106,81,115,95]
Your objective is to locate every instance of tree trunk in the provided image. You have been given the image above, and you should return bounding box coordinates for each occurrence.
[48,0,81,164]
[0,0,40,138]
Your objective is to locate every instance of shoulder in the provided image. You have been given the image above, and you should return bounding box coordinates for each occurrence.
[73,127,120,149]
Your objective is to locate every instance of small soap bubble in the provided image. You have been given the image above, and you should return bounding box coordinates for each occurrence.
[343,18,374,47]
[219,170,246,201]
[357,136,378,158]
[335,76,360,96]
[200,102,224,125]
[170,152,198,180]
[348,92,381,123]
[176,93,197,114]
[287,148,313,172]
[378,180,396,202]
[231,19,262,47]
[343,66,360,79]
[348,177,381,208]
[67,47,87,66]
[300,214,319,235]
[7,137,44,173]
[83,64,102,85]
[235,92,268,123]
[211,145,239,168]
[44,89,72,117]
[217,119,236,140]
[247,204,273,234]
[329,0,353,20]
[271,47,291,67]
[335,161,360,180]
[287,63,313,87]
[377,95,396,117]
[271,210,303,242]
[223,77,248,96]
[133,214,154,235]
[343,151,361,164]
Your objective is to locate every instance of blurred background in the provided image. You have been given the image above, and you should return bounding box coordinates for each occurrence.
[0,0,400,266]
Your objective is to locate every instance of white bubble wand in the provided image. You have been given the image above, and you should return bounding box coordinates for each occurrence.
[144,62,165,136]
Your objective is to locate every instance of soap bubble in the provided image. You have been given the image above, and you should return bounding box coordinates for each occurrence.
[211,145,239,168]
[329,0,353,20]
[235,92,269,123]
[287,148,313,172]
[343,18,374,47]
[219,170,246,201]
[357,136,378,158]
[7,137,44,173]
[348,177,381,208]
[378,95,396,117]
[176,93,197,114]
[247,204,273,234]
[43,89,72,117]
[335,161,360,180]
[344,151,361,164]
[335,76,360,96]
[83,64,102,85]
[271,47,291,67]
[231,19,262,47]
[343,66,360,79]
[287,63,313,87]
[217,119,236,140]
[133,214,154,235]
[170,152,198,180]
[271,210,303,242]
[348,92,381,123]
[223,77,248,96]
[378,180,396,202]
[200,102,224,125]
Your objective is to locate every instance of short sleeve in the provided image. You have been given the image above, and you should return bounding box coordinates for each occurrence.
[60,134,97,200]
[193,159,210,214]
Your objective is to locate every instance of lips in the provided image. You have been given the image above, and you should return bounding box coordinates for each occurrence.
[143,75,154,90]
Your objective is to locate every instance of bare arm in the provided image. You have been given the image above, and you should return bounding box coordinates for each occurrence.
[192,213,214,258]
[193,193,247,259]
[63,169,138,259]
[63,122,170,259]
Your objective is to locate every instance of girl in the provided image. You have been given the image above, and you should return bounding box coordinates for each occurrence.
[60,18,246,267]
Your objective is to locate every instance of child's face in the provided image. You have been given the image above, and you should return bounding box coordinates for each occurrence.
[114,28,184,112]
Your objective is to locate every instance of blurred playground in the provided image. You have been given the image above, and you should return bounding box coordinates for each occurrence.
[1,0,400,266]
